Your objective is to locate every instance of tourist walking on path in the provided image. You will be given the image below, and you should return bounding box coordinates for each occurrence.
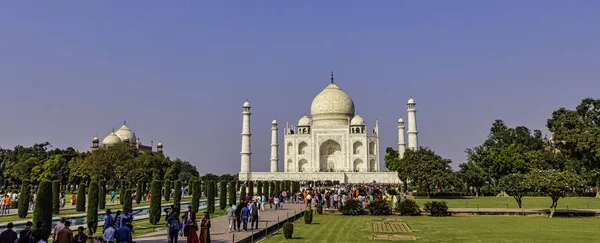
[104,210,114,233]
[199,212,211,243]
[226,204,235,233]
[250,202,260,230]
[167,211,181,243]
[234,203,242,231]
[115,221,132,243]
[0,222,17,243]
[241,203,250,232]
[186,215,199,243]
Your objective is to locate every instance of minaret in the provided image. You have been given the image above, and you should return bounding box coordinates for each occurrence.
[240,100,252,173]
[270,119,279,172]
[398,118,406,158]
[407,97,418,149]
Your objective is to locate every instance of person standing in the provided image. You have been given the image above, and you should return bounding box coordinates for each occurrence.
[72,226,87,243]
[110,190,116,203]
[226,204,235,233]
[166,211,181,243]
[103,224,116,243]
[114,221,131,243]
[234,203,242,232]
[0,222,17,243]
[186,215,199,243]
[55,221,73,243]
[199,212,211,243]
[250,202,260,230]
[241,205,250,232]
[104,210,114,233]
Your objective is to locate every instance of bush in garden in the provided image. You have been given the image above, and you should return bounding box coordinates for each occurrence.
[338,199,365,215]
[283,222,294,239]
[52,180,60,215]
[303,209,313,224]
[76,183,86,212]
[366,200,392,215]
[174,180,182,210]
[424,201,449,216]
[395,199,421,216]
[315,204,323,214]
[18,180,31,218]
[87,180,100,233]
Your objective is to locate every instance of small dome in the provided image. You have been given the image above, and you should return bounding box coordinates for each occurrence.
[243,101,251,108]
[157,142,163,148]
[102,132,122,146]
[92,136,99,143]
[115,124,136,143]
[298,115,311,126]
[351,115,365,126]
[407,97,415,104]
[272,119,278,125]
[398,118,404,123]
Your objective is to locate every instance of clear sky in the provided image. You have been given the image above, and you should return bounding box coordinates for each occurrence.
[1,1,599,174]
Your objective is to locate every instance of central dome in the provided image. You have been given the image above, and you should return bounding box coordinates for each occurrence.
[310,82,355,126]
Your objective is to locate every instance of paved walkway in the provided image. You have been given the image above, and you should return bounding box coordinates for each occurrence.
[134,203,306,243]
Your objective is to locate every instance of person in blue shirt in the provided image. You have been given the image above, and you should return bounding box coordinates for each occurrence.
[115,220,132,243]
[240,203,250,232]
[104,209,114,233]
[110,190,116,203]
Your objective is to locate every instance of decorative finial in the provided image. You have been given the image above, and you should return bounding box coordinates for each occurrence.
[124,120,126,125]
[330,71,334,83]
[112,128,115,132]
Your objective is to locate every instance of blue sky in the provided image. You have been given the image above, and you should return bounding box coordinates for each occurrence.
[1,1,599,174]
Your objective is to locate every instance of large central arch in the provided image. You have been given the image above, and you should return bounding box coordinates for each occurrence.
[319,139,342,172]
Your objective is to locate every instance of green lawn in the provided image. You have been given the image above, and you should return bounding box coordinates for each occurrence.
[261,214,600,242]
[413,196,600,209]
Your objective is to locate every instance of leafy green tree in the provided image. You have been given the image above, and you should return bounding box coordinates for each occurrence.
[123,189,133,214]
[164,180,171,201]
[76,183,86,212]
[228,181,236,206]
[52,180,60,214]
[99,180,106,209]
[499,174,531,208]
[528,169,584,218]
[135,181,143,204]
[149,180,162,225]
[207,181,215,213]
[403,147,454,198]
[87,179,100,232]
[457,161,487,197]
[219,181,227,210]
[32,180,53,230]
[547,98,600,198]
[191,180,200,213]
[174,180,182,210]
[385,147,409,193]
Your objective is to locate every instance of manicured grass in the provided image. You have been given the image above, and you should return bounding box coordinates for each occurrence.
[413,196,600,209]
[261,214,600,242]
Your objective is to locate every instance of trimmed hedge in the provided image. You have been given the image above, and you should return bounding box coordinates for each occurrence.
[123,189,133,214]
[315,204,323,214]
[424,201,449,216]
[164,180,171,202]
[119,181,126,205]
[32,180,52,230]
[283,222,293,239]
[207,180,215,214]
[303,209,313,224]
[269,182,275,196]
[366,200,392,215]
[135,182,143,204]
[99,180,106,209]
[339,199,364,215]
[263,181,269,197]
[248,181,254,198]
[149,180,162,225]
[396,199,421,216]
[240,185,246,198]
[275,181,281,194]
[174,180,182,211]
[52,180,60,215]
[87,180,100,232]
[76,183,86,212]
[191,180,200,213]
[228,181,236,207]
[256,181,263,196]
[18,180,30,218]
[219,181,227,210]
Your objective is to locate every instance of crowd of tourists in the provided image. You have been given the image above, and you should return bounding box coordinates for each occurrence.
[164,206,211,243]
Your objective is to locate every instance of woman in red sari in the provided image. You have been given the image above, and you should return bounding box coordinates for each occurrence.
[186,214,200,243]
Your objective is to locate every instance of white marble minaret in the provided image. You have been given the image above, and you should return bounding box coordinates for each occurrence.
[270,119,279,172]
[407,97,418,150]
[398,118,406,158]
[240,101,252,173]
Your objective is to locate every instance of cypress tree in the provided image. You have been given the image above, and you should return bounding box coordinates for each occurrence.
[52,180,60,215]
[99,180,106,209]
[257,181,263,196]
[149,180,162,225]
[228,181,236,206]
[275,181,281,194]
[248,181,254,198]
[18,179,30,218]
[135,181,143,204]
[263,181,269,198]
[32,180,52,230]
[189,181,194,197]
[119,181,126,205]
[219,181,227,210]
[141,182,147,201]
[87,179,99,233]
[123,189,133,214]
[240,185,246,198]
[164,180,171,201]
[191,180,200,213]
[206,181,215,213]
[76,183,86,212]
[174,180,182,211]
[269,181,275,196]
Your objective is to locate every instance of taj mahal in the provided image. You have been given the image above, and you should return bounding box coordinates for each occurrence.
[238,73,417,184]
